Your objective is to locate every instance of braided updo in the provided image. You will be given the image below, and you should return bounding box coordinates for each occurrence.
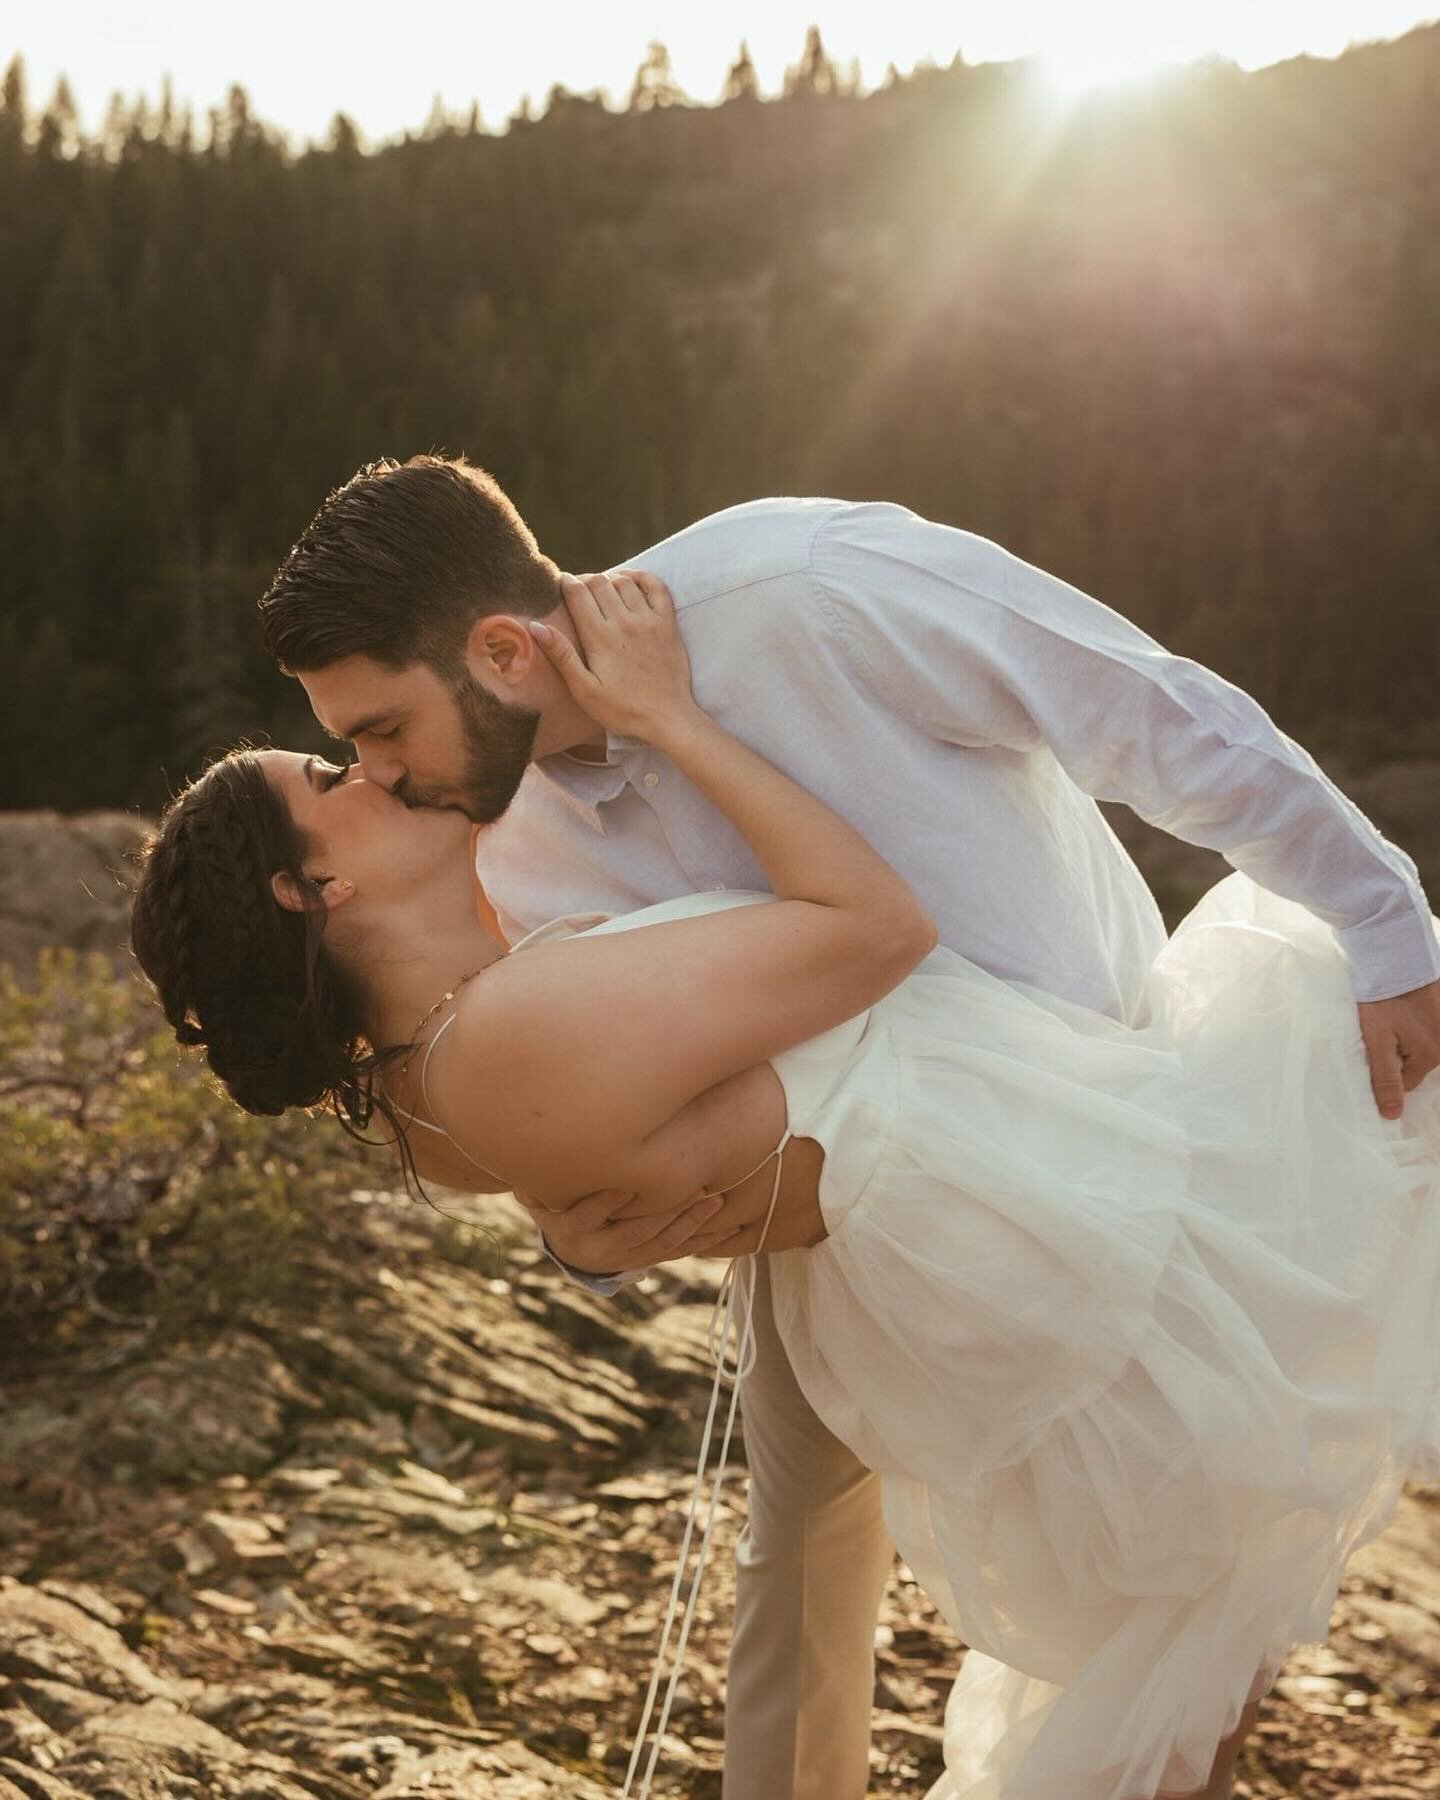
[131,748,386,1125]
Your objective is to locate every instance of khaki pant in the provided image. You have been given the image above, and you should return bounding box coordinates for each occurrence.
[723,1257,896,1800]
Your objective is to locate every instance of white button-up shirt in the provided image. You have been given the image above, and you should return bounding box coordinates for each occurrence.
[475,498,1439,1289]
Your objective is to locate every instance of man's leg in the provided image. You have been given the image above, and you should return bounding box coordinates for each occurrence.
[723,1257,895,1800]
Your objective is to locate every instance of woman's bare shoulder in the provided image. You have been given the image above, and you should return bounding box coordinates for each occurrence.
[422,933,659,1196]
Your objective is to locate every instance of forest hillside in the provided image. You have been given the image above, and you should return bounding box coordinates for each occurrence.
[0,24,1437,809]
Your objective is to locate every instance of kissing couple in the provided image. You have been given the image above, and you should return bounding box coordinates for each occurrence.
[132,456,1440,1800]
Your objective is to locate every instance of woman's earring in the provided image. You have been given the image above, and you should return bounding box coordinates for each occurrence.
[312,876,355,909]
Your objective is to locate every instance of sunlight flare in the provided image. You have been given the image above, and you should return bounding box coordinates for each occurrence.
[1035,25,1199,98]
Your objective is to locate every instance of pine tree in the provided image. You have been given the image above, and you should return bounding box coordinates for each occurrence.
[36,77,79,160]
[0,53,27,161]
[328,111,363,157]
[784,26,838,99]
[629,40,686,112]
[171,544,257,774]
[158,73,177,147]
[722,40,760,104]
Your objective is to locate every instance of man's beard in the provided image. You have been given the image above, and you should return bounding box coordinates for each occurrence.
[395,674,540,824]
[456,674,541,824]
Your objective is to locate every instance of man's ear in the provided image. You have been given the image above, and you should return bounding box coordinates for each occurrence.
[270,871,353,914]
[463,613,537,688]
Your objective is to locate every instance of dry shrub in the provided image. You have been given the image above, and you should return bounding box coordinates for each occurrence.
[0,950,376,1366]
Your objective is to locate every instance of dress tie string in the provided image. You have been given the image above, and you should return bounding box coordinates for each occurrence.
[620,1127,793,1798]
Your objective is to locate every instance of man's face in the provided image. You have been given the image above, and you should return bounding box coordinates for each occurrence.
[299,653,539,825]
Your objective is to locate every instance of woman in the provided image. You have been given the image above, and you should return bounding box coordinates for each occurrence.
[131,573,1440,1800]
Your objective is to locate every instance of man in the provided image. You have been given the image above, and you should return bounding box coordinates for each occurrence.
[260,453,1440,1800]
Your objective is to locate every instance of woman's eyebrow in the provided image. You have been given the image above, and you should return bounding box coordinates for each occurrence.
[302,755,317,788]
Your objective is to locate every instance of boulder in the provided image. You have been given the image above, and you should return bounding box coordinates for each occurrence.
[0,812,151,973]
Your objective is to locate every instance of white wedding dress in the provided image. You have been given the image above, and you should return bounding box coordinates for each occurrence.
[530,874,1440,1799]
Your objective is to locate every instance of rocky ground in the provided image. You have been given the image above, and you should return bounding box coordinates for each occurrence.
[1,763,1438,1798]
[1,1185,1438,1799]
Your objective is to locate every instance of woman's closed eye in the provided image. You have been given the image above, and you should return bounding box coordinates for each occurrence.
[320,761,352,791]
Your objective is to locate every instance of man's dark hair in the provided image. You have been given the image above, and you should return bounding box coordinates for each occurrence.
[259,454,560,673]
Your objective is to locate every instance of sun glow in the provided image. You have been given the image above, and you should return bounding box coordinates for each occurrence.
[1038,50,1180,98]
[1035,25,1205,98]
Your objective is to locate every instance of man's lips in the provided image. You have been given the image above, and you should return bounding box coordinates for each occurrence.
[399,787,470,815]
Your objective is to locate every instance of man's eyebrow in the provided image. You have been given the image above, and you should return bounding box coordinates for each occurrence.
[326,712,393,741]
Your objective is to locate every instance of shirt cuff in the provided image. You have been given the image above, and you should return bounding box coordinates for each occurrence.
[536,1225,650,1297]
[1336,895,1440,1002]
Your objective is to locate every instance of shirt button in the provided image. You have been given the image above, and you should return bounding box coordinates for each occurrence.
[643,772,659,788]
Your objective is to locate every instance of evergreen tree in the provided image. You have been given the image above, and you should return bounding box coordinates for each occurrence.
[0,53,27,159]
[722,40,761,103]
[171,544,256,773]
[328,111,363,157]
[37,77,79,159]
[784,26,838,98]
[629,41,686,112]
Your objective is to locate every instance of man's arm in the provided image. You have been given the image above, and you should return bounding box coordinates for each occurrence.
[813,502,1440,1110]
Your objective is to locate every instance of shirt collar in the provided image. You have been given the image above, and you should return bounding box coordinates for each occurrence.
[534,730,644,817]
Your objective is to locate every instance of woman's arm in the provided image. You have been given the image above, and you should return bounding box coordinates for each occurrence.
[424,571,937,1201]
[537,570,935,969]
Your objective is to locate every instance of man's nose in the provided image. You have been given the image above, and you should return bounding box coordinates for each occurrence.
[355,750,405,792]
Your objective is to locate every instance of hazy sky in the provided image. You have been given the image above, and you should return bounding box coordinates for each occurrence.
[11,2,1438,145]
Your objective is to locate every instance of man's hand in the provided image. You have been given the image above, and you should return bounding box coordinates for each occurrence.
[513,1186,749,1277]
[516,1157,829,1274]
[1357,977,1440,1120]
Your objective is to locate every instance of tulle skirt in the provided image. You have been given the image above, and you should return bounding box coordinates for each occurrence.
[767,874,1440,1798]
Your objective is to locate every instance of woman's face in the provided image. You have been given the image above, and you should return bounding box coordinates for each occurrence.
[260,749,473,905]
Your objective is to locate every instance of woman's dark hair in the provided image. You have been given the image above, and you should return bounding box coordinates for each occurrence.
[130,748,394,1129]
[258,453,560,675]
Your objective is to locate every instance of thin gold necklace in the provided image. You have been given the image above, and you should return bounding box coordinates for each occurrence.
[397,968,485,1078]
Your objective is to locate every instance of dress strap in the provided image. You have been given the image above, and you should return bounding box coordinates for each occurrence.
[621,1129,793,1799]
[403,1012,492,1174]
[404,1113,449,1137]
[707,1124,795,1204]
